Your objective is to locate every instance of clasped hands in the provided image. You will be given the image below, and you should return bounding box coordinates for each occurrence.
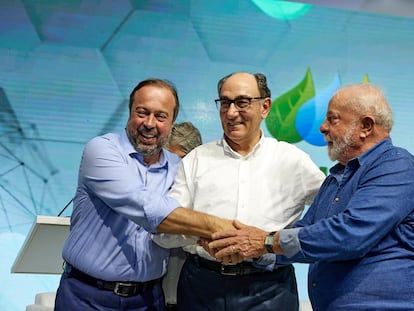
[198,220,275,265]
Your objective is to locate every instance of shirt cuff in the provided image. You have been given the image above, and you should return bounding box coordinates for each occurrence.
[145,194,180,233]
[279,228,302,258]
[151,233,198,248]
[252,254,276,271]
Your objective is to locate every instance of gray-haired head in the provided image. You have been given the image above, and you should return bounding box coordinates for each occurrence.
[167,121,202,155]
[333,83,393,132]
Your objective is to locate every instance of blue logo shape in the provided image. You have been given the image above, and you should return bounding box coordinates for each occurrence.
[295,73,341,146]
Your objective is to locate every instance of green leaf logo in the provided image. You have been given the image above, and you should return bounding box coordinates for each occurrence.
[265,68,315,143]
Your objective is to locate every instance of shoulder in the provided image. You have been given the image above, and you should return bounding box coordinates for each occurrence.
[178,140,222,166]
[87,133,120,147]
[261,137,323,176]
[163,149,181,167]
[378,144,414,173]
[83,133,124,157]
[364,139,414,167]
[262,137,309,157]
[187,140,220,156]
[387,145,414,161]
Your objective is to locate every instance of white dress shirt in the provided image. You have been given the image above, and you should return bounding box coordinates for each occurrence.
[154,133,325,260]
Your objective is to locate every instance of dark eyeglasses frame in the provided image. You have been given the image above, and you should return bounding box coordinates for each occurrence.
[214,97,265,112]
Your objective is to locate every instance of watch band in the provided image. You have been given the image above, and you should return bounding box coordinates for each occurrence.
[265,231,276,253]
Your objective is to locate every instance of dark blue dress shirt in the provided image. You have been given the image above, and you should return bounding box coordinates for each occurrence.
[279,138,414,310]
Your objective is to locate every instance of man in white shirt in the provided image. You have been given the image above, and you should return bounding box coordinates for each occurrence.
[155,72,325,311]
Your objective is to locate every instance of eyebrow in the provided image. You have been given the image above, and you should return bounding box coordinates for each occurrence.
[220,95,259,99]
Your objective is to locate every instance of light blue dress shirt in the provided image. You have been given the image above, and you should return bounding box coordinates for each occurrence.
[278,138,414,310]
[62,130,181,282]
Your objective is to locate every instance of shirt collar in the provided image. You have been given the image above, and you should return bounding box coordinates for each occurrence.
[329,138,392,178]
[121,129,169,168]
[222,130,265,158]
[356,137,392,166]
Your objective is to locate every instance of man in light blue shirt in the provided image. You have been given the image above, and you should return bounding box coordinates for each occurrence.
[210,83,414,311]
[55,78,234,311]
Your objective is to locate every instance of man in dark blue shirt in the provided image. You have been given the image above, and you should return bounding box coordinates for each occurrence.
[209,83,414,311]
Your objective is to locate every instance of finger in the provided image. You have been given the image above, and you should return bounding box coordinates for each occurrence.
[199,240,217,257]
[198,237,211,244]
[230,252,239,265]
[214,245,235,260]
[209,237,235,249]
[234,252,244,264]
[211,229,238,240]
[233,219,248,229]
[221,255,233,265]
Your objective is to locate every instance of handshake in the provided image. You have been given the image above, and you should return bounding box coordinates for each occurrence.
[200,220,284,265]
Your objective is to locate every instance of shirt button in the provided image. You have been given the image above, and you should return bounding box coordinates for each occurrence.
[335,197,339,202]
[312,282,317,287]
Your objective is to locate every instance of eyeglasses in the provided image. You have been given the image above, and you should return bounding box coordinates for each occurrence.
[214,97,264,112]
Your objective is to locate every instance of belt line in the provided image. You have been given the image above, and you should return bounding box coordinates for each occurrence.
[65,263,160,297]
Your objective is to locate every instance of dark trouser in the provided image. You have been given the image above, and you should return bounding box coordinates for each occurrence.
[177,257,299,311]
[55,269,165,311]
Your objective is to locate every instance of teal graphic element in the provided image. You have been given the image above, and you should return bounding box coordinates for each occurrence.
[252,0,312,21]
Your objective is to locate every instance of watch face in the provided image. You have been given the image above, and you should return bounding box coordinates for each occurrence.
[265,235,275,253]
[265,236,274,245]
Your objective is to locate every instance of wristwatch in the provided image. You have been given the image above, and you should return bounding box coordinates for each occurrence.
[264,231,276,253]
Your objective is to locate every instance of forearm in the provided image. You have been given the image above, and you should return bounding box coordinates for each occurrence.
[157,207,234,238]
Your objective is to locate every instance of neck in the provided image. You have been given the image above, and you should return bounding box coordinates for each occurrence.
[144,152,161,165]
[224,131,262,156]
[340,134,389,165]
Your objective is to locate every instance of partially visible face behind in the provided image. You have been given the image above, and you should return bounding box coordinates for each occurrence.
[219,73,270,148]
[127,85,176,164]
[320,93,361,164]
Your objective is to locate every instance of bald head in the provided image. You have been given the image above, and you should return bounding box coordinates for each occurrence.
[217,72,271,98]
[333,83,393,132]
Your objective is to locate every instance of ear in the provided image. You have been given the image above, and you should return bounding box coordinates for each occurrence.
[359,116,375,138]
[261,97,272,119]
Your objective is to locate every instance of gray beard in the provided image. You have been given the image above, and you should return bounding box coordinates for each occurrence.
[328,125,355,161]
[137,140,168,158]
[127,127,170,159]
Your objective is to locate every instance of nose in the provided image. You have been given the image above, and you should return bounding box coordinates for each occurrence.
[144,114,156,128]
[319,119,328,134]
[225,102,239,116]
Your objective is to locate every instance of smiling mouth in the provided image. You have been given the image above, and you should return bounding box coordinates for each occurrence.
[227,121,243,127]
[139,133,157,144]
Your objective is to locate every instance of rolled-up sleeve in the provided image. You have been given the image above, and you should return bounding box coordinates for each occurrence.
[80,135,180,232]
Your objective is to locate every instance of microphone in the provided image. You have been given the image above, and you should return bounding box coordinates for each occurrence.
[57,197,74,217]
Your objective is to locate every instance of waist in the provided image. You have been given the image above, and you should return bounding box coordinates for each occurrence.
[187,254,276,276]
[65,264,161,297]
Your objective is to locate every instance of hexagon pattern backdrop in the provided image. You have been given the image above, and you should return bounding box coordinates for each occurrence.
[1,1,414,310]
